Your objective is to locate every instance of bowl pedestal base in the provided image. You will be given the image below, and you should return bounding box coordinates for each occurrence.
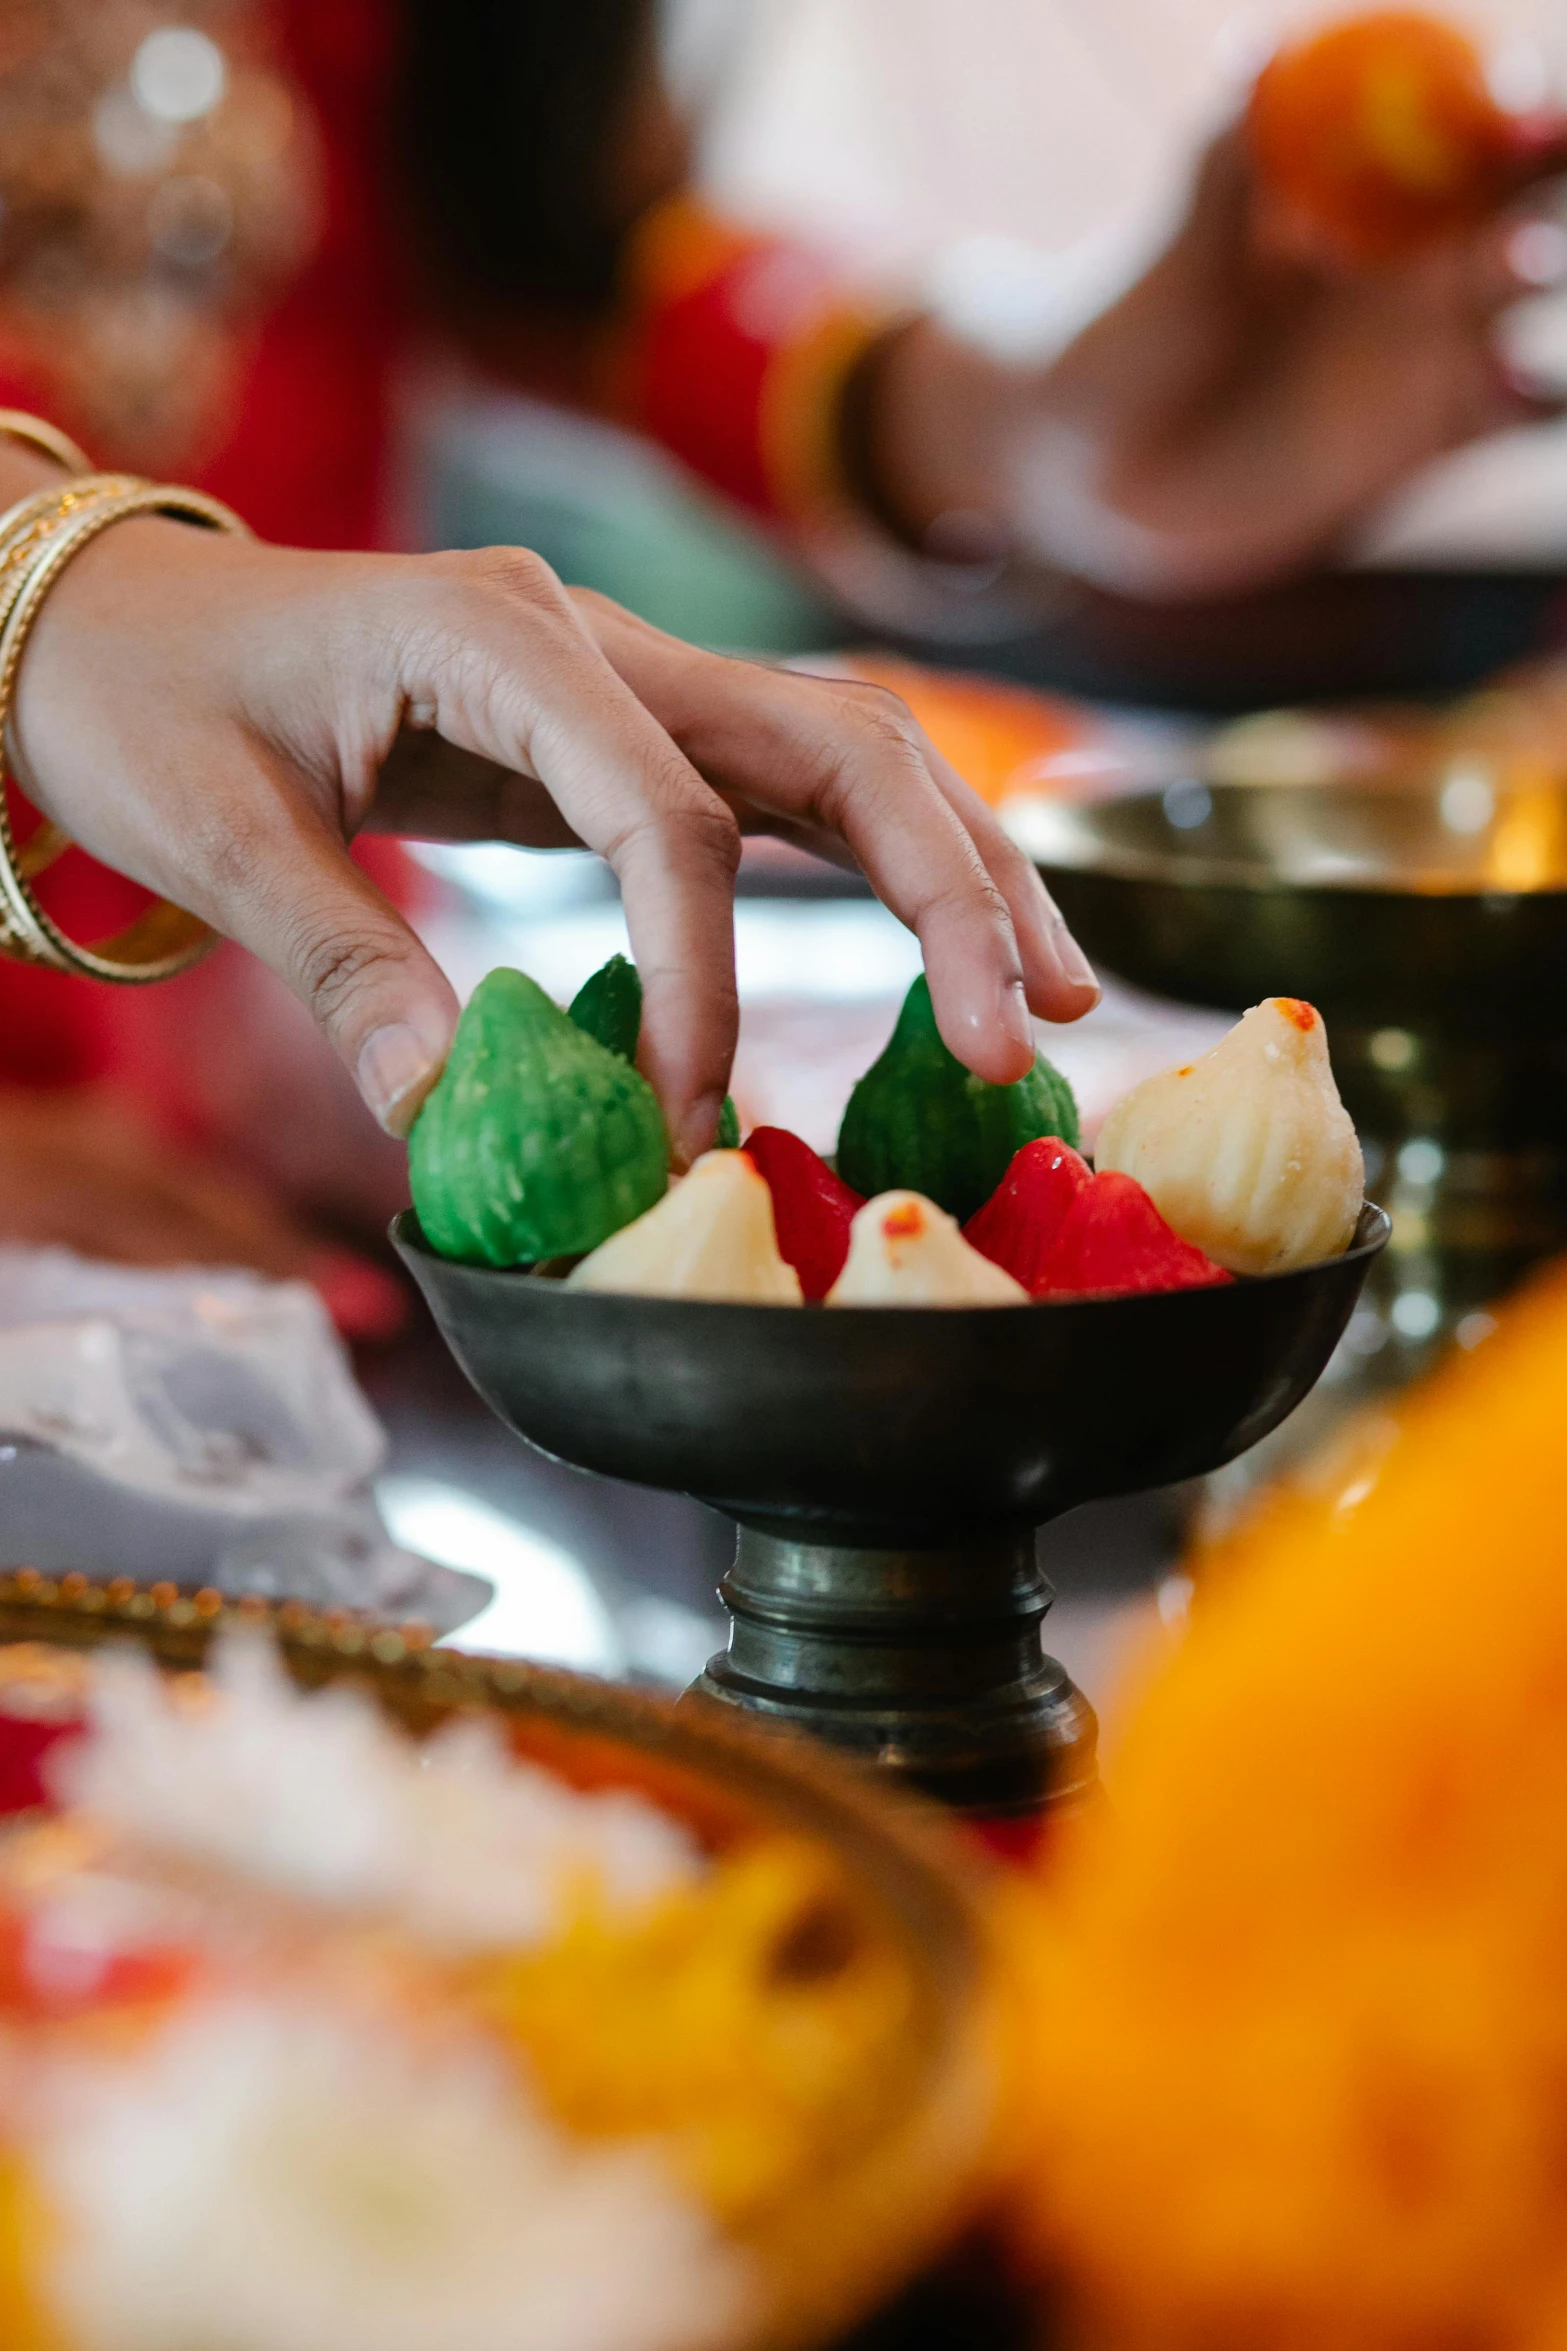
[687,1525,1098,1817]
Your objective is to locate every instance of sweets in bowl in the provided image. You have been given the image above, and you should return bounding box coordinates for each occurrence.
[835,974,1079,1225]
[409,962,1364,1305]
[827,1193,1027,1306]
[1095,998,1364,1277]
[569,1153,803,1304]
[0,1606,990,2351]
[409,967,669,1269]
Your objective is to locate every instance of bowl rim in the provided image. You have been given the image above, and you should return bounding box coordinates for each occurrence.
[1014,784,1567,901]
[0,1571,1003,2351]
[392,1200,1390,1312]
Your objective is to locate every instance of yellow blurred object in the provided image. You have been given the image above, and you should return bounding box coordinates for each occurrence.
[1203,658,1567,802]
[469,1835,917,2230]
[0,2154,61,2351]
[840,657,1092,808]
[1011,1254,1567,2351]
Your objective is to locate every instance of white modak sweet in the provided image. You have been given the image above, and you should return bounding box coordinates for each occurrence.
[567,1151,802,1304]
[1094,998,1363,1278]
[828,1192,1028,1306]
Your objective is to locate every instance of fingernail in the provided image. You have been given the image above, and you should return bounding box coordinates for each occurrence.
[999,972,1032,1038]
[673,1091,724,1173]
[1054,921,1100,996]
[359,1022,446,1138]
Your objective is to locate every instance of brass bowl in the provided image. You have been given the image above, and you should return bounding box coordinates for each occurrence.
[0,1572,1001,2351]
[1011,777,1567,1030]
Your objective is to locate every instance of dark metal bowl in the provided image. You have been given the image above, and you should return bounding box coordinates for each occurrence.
[1016,779,1567,1037]
[393,1205,1388,1547]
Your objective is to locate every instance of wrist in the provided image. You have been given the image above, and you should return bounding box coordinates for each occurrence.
[846,317,1022,557]
[0,444,73,512]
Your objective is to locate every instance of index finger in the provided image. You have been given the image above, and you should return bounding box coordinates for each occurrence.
[403,552,744,1164]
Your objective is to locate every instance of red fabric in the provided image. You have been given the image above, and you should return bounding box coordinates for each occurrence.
[0,9,866,1104]
[194,0,409,551]
[0,1712,77,1817]
[0,0,411,1094]
[617,211,866,519]
[631,252,793,514]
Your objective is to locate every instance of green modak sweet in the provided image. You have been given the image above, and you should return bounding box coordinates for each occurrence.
[836,973,1079,1223]
[568,953,642,1063]
[410,968,669,1266]
[569,951,741,1147]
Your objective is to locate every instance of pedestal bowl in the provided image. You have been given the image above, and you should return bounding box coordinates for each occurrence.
[394,1207,1387,1817]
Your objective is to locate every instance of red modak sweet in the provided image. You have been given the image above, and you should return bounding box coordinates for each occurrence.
[743,1127,864,1301]
[1037,1171,1233,1300]
[963,1138,1093,1292]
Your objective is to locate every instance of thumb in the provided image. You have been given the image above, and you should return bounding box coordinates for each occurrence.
[223,817,458,1138]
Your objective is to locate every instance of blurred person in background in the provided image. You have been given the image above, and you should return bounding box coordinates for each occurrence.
[0,0,1558,1292]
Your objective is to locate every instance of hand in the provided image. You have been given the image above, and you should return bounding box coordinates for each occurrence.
[865,124,1567,600]
[8,520,1098,1166]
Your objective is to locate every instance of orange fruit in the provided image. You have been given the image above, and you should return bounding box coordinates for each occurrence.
[1248,10,1521,263]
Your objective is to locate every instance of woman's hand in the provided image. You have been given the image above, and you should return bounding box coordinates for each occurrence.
[865,124,1567,601]
[8,520,1097,1165]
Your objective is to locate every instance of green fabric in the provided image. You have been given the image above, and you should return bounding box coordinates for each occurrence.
[836,975,1079,1223]
[410,968,668,1266]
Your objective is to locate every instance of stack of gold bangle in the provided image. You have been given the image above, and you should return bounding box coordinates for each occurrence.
[0,411,250,983]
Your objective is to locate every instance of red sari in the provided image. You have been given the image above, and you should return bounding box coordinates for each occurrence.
[0,0,879,1107]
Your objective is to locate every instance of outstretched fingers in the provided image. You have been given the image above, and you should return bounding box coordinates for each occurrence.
[398,551,743,1164]
[575,604,1100,1079]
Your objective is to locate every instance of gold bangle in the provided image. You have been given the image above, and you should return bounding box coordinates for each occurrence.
[0,412,90,477]
[0,478,144,888]
[0,481,251,983]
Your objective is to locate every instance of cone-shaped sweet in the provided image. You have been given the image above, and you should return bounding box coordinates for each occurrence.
[410,969,668,1267]
[1094,998,1363,1276]
[568,953,642,1062]
[1036,1171,1232,1298]
[836,975,1079,1223]
[744,1126,863,1300]
[828,1191,1028,1306]
[570,952,740,1149]
[567,1150,803,1302]
[964,1138,1093,1294]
